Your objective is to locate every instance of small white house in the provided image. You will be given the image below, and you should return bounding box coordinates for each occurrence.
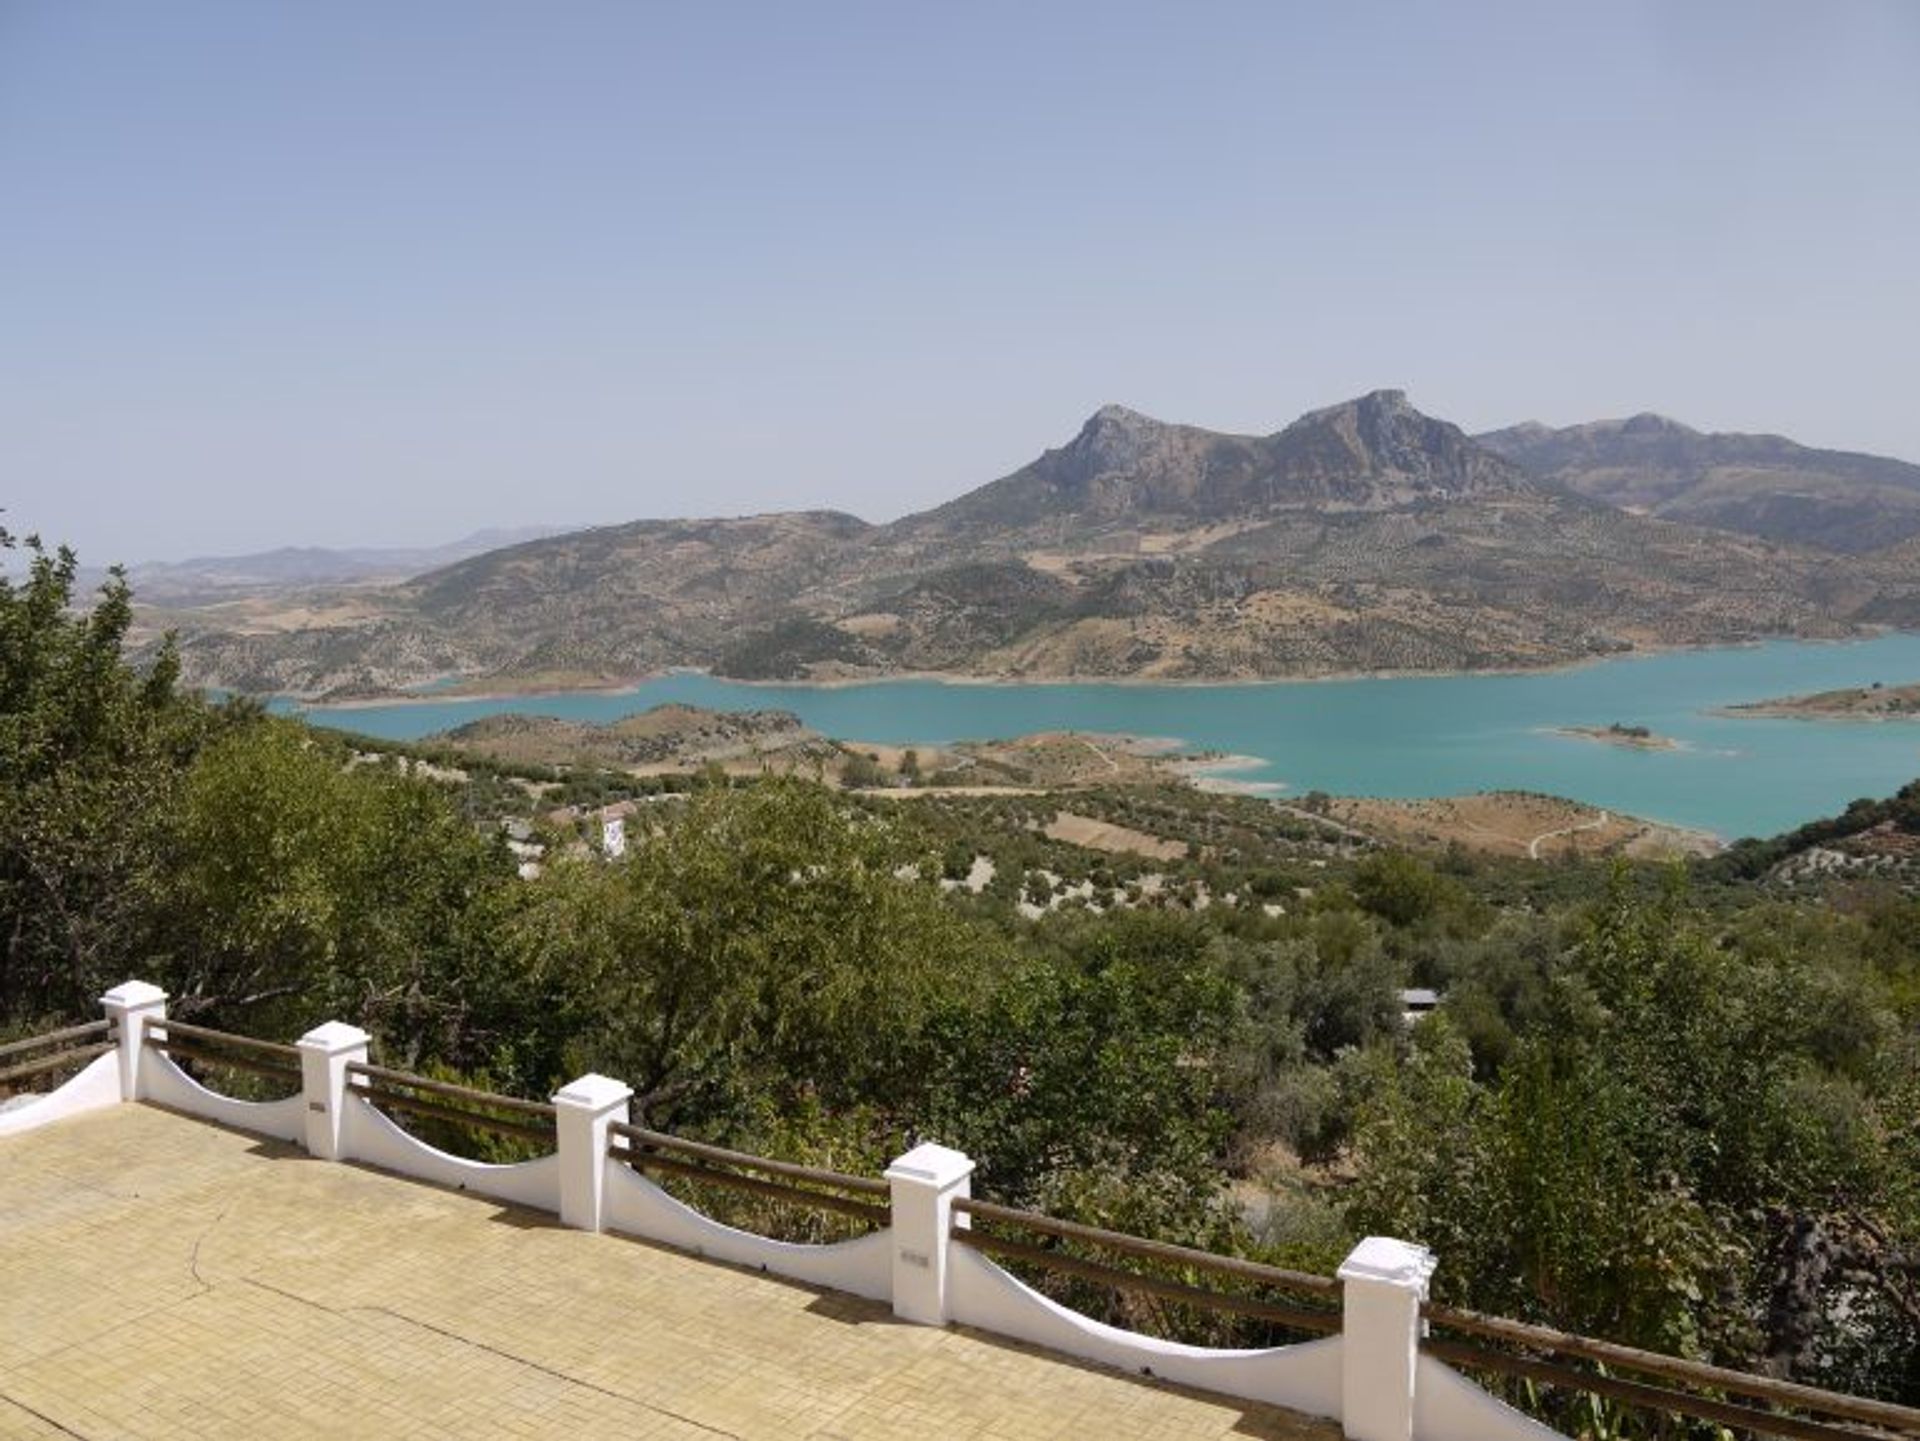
[1400,988,1441,1025]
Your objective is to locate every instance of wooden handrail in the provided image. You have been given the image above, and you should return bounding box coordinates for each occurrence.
[345,1062,557,1118]
[147,1034,301,1081]
[0,1041,116,1088]
[953,1196,1342,1301]
[619,1150,889,1226]
[1423,1303,1920,1435]
[148,1018,300,1061]
[0,1019,111,1062]
[348,1080,555,1146]
[608,1121,887,1197]
[953,1227,1341,1334]
[1422,1338,1899,1441]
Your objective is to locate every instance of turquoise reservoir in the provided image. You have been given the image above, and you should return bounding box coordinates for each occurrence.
[284,634,1920,841]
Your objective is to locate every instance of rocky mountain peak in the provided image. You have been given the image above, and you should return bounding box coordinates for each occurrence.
[1272,388,1519,496]
[1280,388,1423,438]
[1065,403,1173,471]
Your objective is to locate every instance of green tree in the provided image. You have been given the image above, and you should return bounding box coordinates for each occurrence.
[1348,872,1920,1402]
[838,750,885,789]
[515,779,993,1128]
[0,531,206,1022]
[144,719,510,1044]
[918,911,1241,1236]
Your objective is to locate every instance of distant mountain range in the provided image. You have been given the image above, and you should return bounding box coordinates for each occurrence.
[146,391,1920,696]
[94,525,575,602]
[1476,414,1920,553]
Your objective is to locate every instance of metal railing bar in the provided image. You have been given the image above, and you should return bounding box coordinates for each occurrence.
[1420,1338,1900,1441]
[0,1019,111,1062]
[1423,1304,1920,1433]
[0,1041,116,1087]
[619,1150,890,1225]
[608,1121,887,1196]
[953,1196,1341,1300]
[346,1062,556,1118]
[954,1226,1342,1334]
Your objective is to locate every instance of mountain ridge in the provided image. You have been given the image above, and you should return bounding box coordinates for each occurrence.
[143,392,1920,695]
[1477,415,1920,553]
[898,390,1529,545]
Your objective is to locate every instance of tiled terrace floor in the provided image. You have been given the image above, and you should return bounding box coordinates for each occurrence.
[0,1105,1339,1440]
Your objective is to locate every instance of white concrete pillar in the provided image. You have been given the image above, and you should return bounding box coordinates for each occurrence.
[296,1021,371,1161]
[99,980,168,1102]
[1338,1236,1437,1441]
[553,1073,632,1232]
[885,1141,975,1325]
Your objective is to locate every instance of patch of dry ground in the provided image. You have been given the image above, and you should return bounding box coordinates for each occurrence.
[954,732,1172,787]
[1328,791,1720,860]
[1043,811,1188,861]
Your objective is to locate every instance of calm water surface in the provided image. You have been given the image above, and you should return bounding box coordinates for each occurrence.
[287,634,1920,841]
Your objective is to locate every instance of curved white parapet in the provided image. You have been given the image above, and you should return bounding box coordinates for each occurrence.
[602,1156,894,1303]
[1415,1353,1569,1441]
[947,1244,1344,1423]
[0,1052,123,1138]
[341,1094,561,1212]
[139,1047,306,1145]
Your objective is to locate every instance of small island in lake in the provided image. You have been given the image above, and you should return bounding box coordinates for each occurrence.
[1554,722,1679,751]
[1724,681,1920,720]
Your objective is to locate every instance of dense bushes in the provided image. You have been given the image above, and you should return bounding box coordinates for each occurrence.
[1348,871,1920,1404]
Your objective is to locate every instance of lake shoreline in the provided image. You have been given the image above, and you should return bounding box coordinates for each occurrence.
[270,630,1920,712]
[280,639,1821,711]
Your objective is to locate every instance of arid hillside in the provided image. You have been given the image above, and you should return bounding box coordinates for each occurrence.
[152,391,1919,695]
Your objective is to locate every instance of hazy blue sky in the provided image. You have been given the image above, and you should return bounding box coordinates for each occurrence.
[4,2,1917,564]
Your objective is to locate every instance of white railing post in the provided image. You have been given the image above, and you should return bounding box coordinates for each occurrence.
[553,1073,632,1232]
[885,1141,975,1325]
[296,1021,370,1161]
[99,980,168,1102]
[1338,1236,1437,1441]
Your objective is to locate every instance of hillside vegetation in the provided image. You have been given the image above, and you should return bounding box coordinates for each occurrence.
[11,535,1920,1428]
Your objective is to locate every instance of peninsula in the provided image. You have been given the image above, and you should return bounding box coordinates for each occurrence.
[1726,681,1920,720]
